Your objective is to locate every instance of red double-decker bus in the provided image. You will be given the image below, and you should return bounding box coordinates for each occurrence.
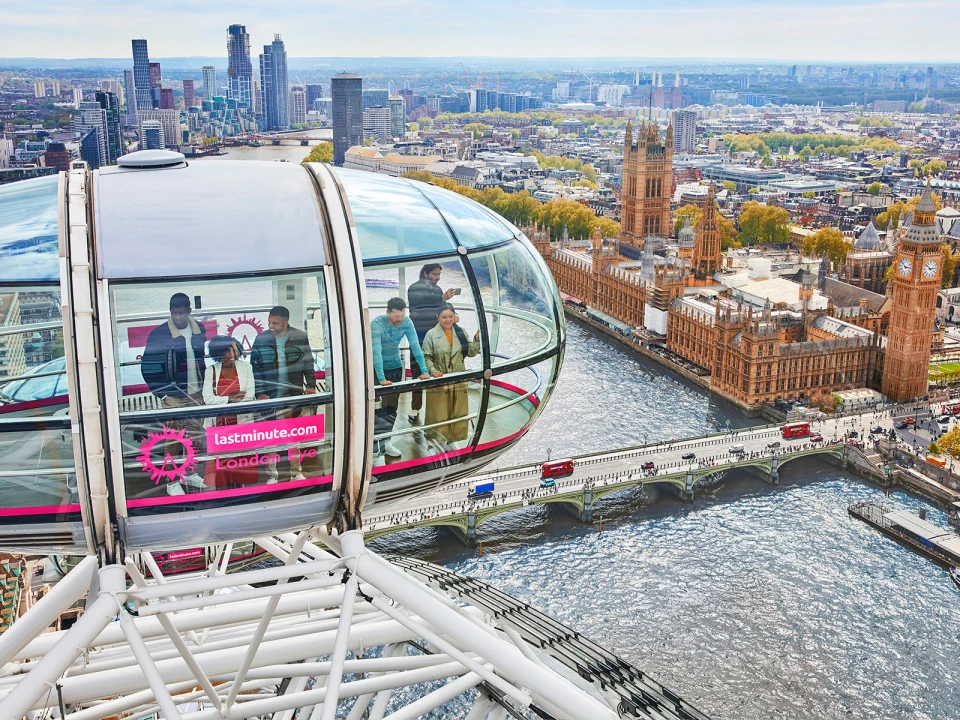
[782,422,811,439]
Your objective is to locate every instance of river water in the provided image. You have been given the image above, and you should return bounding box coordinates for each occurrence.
[223,147,960,719]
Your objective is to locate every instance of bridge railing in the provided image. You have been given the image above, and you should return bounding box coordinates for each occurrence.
[367,440,848,531]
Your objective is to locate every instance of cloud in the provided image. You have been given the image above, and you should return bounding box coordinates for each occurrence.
[0,0,958,60]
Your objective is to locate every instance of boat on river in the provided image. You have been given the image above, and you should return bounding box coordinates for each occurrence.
[951,566,960,589]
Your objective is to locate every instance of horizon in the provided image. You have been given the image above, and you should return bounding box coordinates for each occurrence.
[1,0,959,64]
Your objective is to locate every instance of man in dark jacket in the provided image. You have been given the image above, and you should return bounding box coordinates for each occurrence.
[407,264,454,418]
[141,293,209,496]
[251,305,316,482]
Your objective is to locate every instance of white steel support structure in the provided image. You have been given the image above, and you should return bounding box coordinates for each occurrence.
[0,530,619,720]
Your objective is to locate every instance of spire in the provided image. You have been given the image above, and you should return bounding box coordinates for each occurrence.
[916,176,936,217]
[624,118,632,151]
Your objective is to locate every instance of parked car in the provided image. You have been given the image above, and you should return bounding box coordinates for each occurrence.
[681,452,696,460]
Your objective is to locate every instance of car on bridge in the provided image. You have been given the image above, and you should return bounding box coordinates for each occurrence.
[729,445,745,455]
[681,452,696,461]
[540,478,556,488]
[810,433,823,442]
[641,461,656,470]
[766,441,781,449]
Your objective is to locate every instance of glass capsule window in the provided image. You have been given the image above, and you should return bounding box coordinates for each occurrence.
[336,167,564,487]
[108,272,335,513]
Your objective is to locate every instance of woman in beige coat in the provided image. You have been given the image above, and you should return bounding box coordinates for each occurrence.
[421,303,481,448]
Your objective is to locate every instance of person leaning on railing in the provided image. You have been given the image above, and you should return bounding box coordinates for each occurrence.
[371,297,430,459]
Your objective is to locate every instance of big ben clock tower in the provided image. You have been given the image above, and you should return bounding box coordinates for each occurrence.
[881,179,944,401]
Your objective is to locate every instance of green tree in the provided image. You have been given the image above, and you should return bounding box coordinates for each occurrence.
[672,204,703,236]
[721,180,737,193]
[301,142,333,164]
[942,245,958,289]
[866,182,882,195]
[737,201,790,246]
[463,123,489,139]
[922,159,947,177]
[802,227,851,267]
[928,441,942,454]
[802,190,816,199]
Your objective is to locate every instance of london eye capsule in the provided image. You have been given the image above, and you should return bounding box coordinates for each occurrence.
[0,151,564,555]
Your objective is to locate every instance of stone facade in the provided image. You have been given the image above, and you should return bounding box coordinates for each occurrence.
[618,120,673,249]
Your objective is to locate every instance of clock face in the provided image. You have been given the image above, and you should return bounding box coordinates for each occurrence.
[923,259,939,279]
[898,257,913,276]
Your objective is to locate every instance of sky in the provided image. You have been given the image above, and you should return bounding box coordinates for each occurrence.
[1,0,959,63]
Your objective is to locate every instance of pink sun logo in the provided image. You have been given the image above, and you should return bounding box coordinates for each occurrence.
[226,314,265,352]
[136,426,198,484]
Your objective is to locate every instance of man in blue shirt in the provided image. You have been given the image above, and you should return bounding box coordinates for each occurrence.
[372,297,430,458]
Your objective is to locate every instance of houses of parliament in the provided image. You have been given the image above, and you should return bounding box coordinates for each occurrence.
[530,119,945,409]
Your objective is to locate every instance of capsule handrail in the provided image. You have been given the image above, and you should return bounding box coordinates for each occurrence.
[117,391,334,423]
[114,302,327,324]
[373,361,542,442]
[0,367,68,385]
[0,467,77,477]
[0,320,64,339]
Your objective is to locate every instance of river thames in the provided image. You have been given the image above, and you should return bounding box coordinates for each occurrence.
[220,144,960,719]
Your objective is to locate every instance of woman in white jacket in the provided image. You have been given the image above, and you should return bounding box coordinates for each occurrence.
[202,335,256,488]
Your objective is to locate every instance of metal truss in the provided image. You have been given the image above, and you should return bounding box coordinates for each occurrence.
[0,530,619,720]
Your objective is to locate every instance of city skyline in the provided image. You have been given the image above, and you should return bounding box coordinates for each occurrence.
[2,1,960,63]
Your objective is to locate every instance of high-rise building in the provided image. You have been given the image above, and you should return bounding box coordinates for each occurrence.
[43,142,71,173]
[139,120,165,150]
[33,80,45,98]
[362,106,391,143]
[289,85,307,126]
[136,109,180,149]
[305,84,324,108]
[202,65,217,99]
[618,120,673,248]
[332,72,362,166]
[123,69,137,120]
[227,24,254,109]
[183,79,196,108]
[388,95,405,138]
[149,62,162,90]
[72,88,83,109]
[50,80,61,97]
[95,90,124,164]
[672,109,696,153]
[73,101,108,168]
[159,88,175,110]
[131,38,153,115]
[362,89,389,110]
[881,180,944,401]
[259,35,289,130]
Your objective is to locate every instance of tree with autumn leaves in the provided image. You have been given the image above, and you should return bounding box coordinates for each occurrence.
[402,171,620,241]
[802,227,852,267]
[672,203,740,250]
